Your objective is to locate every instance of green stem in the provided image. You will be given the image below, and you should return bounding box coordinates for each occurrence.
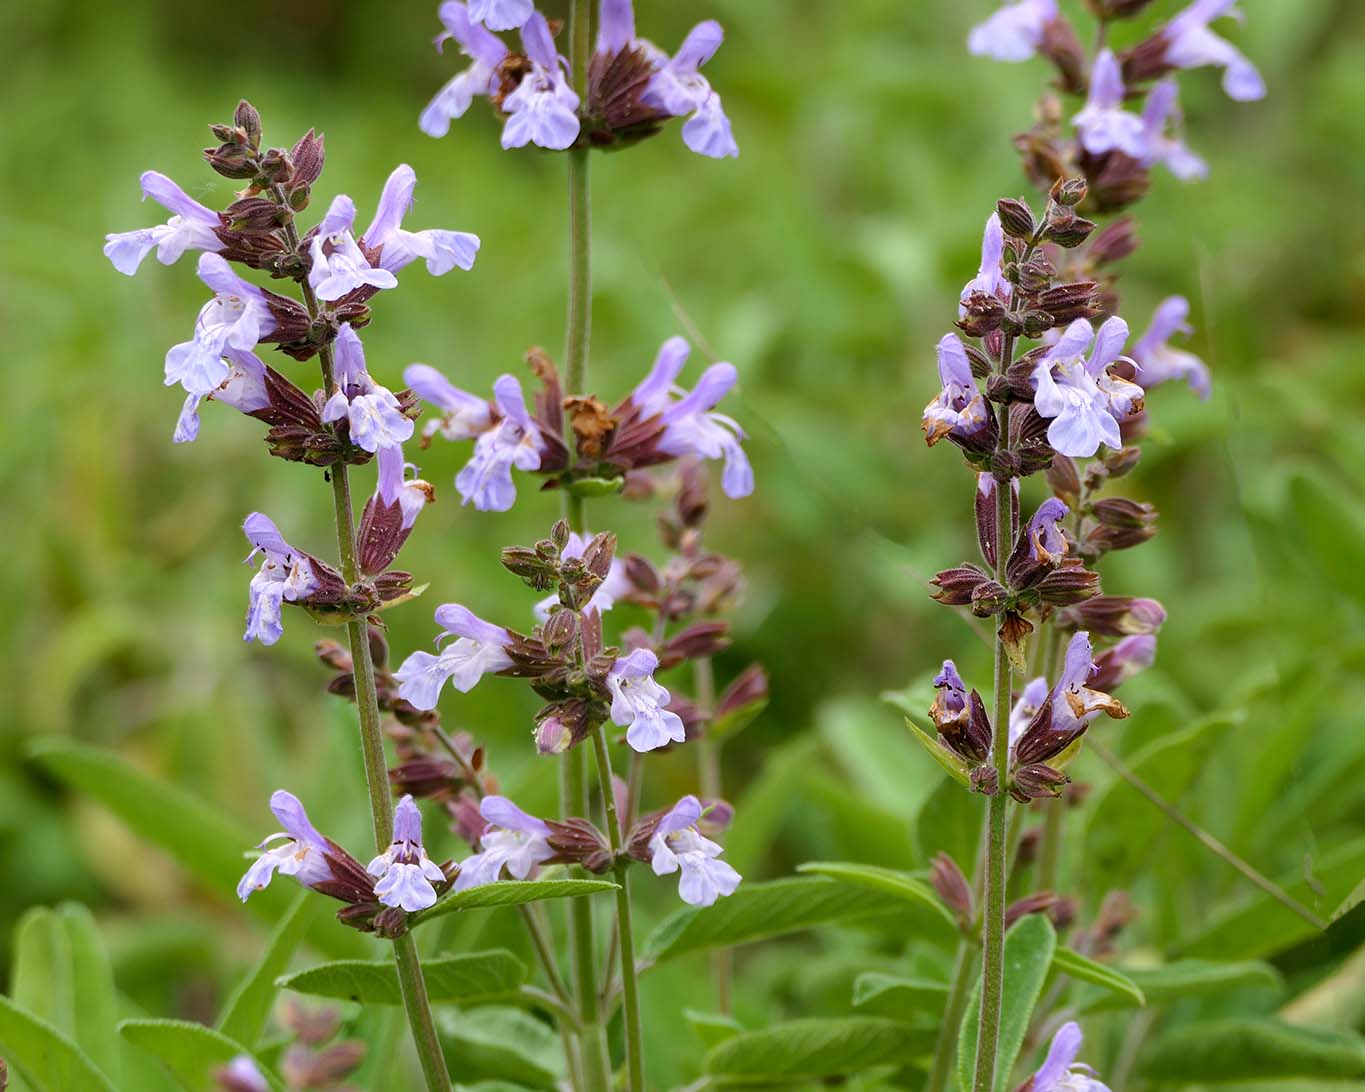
[591,725,646,1092]
[694,656,733,1015]
[927,942,979,1092]
[563,749,612,1089]
[1034,627,1066,894]
[391,932,453,1092]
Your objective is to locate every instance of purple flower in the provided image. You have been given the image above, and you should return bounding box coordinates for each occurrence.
[967,0,1058,63]
[1009,676,1050,747]
[378,447,435,532]
[242,513,318,646]
[362,164,481,277]
[1090,634,1157,691]
[165,254,275,399]
[1140,81,1208,181]
[217,1055,270,1092]
[1031,316,1144,457]
[608,648,686,752]
[1130,296,1210,398]
[236,791,336,900]
[467,0,532,31]
[455,375,545,511]
[534,530,631,620]
[394,604,515,710]
[366,795,447,912]
[173,347,271,444]
[320,325,415,500]
[1024,497,1069,564]
[455,796,555,890]
[1031,1022,1112,1092]
[405,363,495,441]
[501,13,582,151]
[1074,50,1147,159]
[959,212,1011,312]
[421,2,509,137]
[641,19,738,159]
[1161,0,1265,102]
[649,795,741,906]
[105,171,224,276]
[923,333,990,447]
[1050,632,1124,737]
[308,195,399,303]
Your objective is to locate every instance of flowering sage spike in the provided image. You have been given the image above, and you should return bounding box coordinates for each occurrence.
[454,796,555,890]
[104,170,225,276]
[367,795,447,912]
[609,648,686,752]
[394,603,515,709]
[649,795,742,906]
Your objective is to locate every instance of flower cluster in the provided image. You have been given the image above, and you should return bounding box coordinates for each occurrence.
[421,0,737,157]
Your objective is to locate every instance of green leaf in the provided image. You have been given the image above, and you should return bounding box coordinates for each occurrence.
[10,907,74,1036]
[0,996,116,1092]
[1050,948,1144,1008]
[685,1010,746,1049]
[724,736,820,876]
[1081,959,1282,1013]
[436,1006,561,1089]
[704,1017,936,1084]
[278,950,528,1005]
[643,876,939,964]
[57,903,121,1084]
[903,716,970,787]
[956,914,1057,1092]
[217,892,322,1047]
[796,862,956,927]
[851,973,950,1017]
[121,1019,286,1092]
[411,879,618,925]
[1141,1020,1365,1081]
[565,475,624,498]
[914,776,983,873]
[26,738,365,958]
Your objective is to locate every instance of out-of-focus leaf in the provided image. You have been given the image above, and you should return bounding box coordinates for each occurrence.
[0,996,116,1092]
[217,891,321,1047]
[903,716,971,788]
[956,915,1057,1092]
[685,1009,745,1049]
[1140,1019,1365,1080]
[796,862,955,926]
[725,736,820,877]
[411,880,617,925]
[1051,948,1145,1008]
[436,1006,560,1089]
[121,1018,285,1091]
[1280,946,1365,1030]
[851,972,949,1017]
[914,776,983,873]
[819,697,941,815]
[57,903,121,1084]
[10,907,74,1036]
[278,950,527,1005]
[704,1017,936,1084]
[1082,958,1282,1013]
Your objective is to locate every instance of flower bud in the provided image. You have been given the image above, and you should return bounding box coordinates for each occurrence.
[970,766,999,796]
[388,759,461,799]
[580,532,617,582]
[996,198,1036,239]
[931,564,991,607]
[1089,216,1138,266]
[1040,19,1086,95]
[1037,282,1100,325]
[1005,890,1059,927]
[958,291,1006,337]
[971,579,1009,617]
[1049,176,1089,207]
[1059,595,1165,636]
[316,640,353,672]
[1100,446,1142,478]
[501,546,557,590]
[1016,256,1054,295]
[1021,309,1056,338]
[663,621,731,667]
[289,129,326,187]
[1046,454,1081,507]
[545,818,614,874]
[930,853,974,927]
[1035,560,1100,607]
[1010,764,1070,803]
[1089,635,1157,692]
[1046,210,1097,248]
[233,100,263,150]
[1100,0,1157,16]
[551,519,570,549]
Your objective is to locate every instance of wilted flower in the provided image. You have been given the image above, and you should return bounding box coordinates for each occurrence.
[421,2,509,137]
[1031,317,1144,457]
[1007,497,1069,588]
[924,333,990,447]
[362,164,481,277]
[1008,676,1050,747]
[1074,50,1146,159]
[165,253,276,401]
[502,13,582,151]
[105,171,224,276]
[308,195,398,302]
[1140,80,1208,181]
[930,660,992,765]
[1029,1021,1112,1092]
[1130,296,1210,398]
[394,604,514,709]
[1160,0,1265,102]
[608,648,686,752]
[967,0,1059,63]
[455,796,555,890]
[366,795,447,912]
[242,513,319,646]
[649,795,741,906]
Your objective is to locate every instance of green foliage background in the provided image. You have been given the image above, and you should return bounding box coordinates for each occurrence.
[3,0,1365,1087]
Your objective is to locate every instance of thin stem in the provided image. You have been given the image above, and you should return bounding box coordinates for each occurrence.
[591,725,646,1092]
[392,933,452,1092]
[927,942,979,1092]
[563,749,612,1089]
[1088,739,1328,930]
[694,656,733,1014]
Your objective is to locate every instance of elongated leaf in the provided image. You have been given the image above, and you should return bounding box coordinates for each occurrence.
[0,996,116,1092]
[705,1017,936,1083]
[1051,948,1144,1008]
[904,716,970,787]
[217,892,321,1047]
[797,862,955,926]
[1141,1020,1365,1081]
[436,1006,560,1089]
[412,879,617,925]
[851,973,950,1017]
[957,915,1057,1092]
[121,1019,286,1092]
[1082,959,1282,1013]
[725,736,821,877]
[58,903,121,1083]
[685,1010,746,1049]
[279,950,528,1005]
[643,876,939,964]
[10,908,74,1035]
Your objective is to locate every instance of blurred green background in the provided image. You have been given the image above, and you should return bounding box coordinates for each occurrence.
[4,0,1365,1085]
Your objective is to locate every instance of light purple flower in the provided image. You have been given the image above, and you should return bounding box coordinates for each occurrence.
[105,171,225,276]
[933,660,969,720]
[237,791,335,900]
[1140,80,1208,181]
[534,530,631,620]
[1130,296,1210,398]
[1031,316,1144,457]
[609,648,685,752]
[421,2,510,137]
[923,333,990,446]
[1031,1022,1112,1092]
[647,355,752,499]
[217,1054,270,1092]
[1074,50,1147,159]
[1022,497,1069,566]
[405,363,494,441]
[1009,676,1051,747]
[376,446,435,532]
[1052,631,1120,736]
[455,375,545,511]
[959,212,1011,313]
[367,795,447,912]
[362,164,480,276]
[967,0,1058,62]
[467,0,532,31]
[455,796,555,890]
[1162,0,1265,102]
[173,347,271,444]
[501,13,582,151]
[320,325,415,500]
[165,254,275,398]
[242,513,318,646]
[649,795,741,906]
[640,19,738,159]
[394,604,515,710]
[308,195,398,302]
[1091,634,1157,691]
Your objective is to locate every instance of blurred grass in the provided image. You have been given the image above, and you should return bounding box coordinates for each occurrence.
[2,0,1365,1076]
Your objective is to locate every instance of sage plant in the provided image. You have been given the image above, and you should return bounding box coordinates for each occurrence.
[915,1,1277,1088]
